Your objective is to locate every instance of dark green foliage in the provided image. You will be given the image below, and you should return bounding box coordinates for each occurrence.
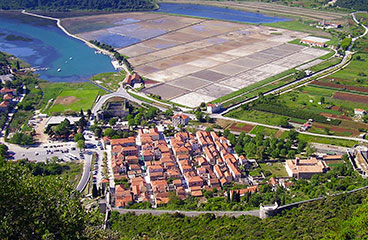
[0,0,156,11]
[0,162,86,239]
[336,0,368,11]
[17,159,70,176]
[9,132,34,145]
[110,190,368,240]
[340,37,352,51]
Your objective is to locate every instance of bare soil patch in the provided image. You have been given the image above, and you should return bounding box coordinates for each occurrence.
[333,92,368,104]
[54,96,79,105]
[312,80,368,93]
[228,122,255,133]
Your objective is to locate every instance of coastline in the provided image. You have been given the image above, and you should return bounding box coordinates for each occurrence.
[21,10,127,71]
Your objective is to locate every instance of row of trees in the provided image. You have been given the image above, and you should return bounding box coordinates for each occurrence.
[223,129,311,160]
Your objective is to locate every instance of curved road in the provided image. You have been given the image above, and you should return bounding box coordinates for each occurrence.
[75,153,92,192]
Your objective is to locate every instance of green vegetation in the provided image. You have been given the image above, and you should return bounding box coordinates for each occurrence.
[309,56,342,72]
[227,84,368,138]
[298,133,358,147]
[224,128,301,160]
[111,190,368,240]
[0,157,113,239]
[0,0,157,11]
[249,125,278,136]
[259,162,288,177]
[341,36,352,50]
[90,71,126,91]
[89,40,132,71]
[264,20,330,37]
[336,0,368,11]
[39,82,106,114]
[327,53,368,85]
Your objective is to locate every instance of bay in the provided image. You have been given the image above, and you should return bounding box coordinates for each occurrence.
[0,12,116,82]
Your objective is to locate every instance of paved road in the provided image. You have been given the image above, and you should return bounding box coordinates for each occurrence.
[216,115,368,143]
[221,49,353,115]
[76,152,92,192]
[113,208,260,218]
[352,12,368,40]
[91,88,167,115]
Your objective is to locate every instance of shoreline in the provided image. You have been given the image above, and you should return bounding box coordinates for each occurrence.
[21,10,125,71]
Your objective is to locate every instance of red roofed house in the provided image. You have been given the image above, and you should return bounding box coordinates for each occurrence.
[172,114,189,127]
[0,88,16,95]
[285,157,329,179]
[0,101,10,112]
[123,73,142,88]
[207,103,223,114]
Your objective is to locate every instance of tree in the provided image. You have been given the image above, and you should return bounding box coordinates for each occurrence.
[234,144,243,155]
[288,130,298,141]
[223,129,230,138]
[271,148,280,159]
[104,128,115,137]
[256,146,265,160]
[74,133,84,142]
[288,150,296,159]
[10,132,34,145]
[227,133,236,146]
[164,109,173,117]
[306,144,316,156]
[109,118,117,126]
[278,117,289,128]
[0,163,87,239]
[195,111,204,122]
[94,127,102,138]
[77,139,85,151]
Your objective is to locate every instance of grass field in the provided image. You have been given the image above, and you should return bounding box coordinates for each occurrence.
[298,134,358,147]
[309,57,342,72]
[327,53,368,85]
[249,125,278,136]
[226,109,286,126]
[259,162,288,177]
[90,71,126,91]
[226,83,368,138]
[264,20,330,37]
[39,82,106,114]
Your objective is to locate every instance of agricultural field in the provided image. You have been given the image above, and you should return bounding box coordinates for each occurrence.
[90,71,126,91]
[249,125,279,137]
[39,82,106,114]
[227,84,368,137]
[226,109,288,127]
[324,53,368,85]
[227,122,255,133]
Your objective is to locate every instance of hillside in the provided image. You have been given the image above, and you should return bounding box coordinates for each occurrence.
[336,0,368,11]
[110,190,368,239]
[0,0,157,11]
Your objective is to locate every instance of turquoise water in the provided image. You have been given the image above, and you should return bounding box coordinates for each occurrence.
[0,13,116,82]
[155,3,290,23]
